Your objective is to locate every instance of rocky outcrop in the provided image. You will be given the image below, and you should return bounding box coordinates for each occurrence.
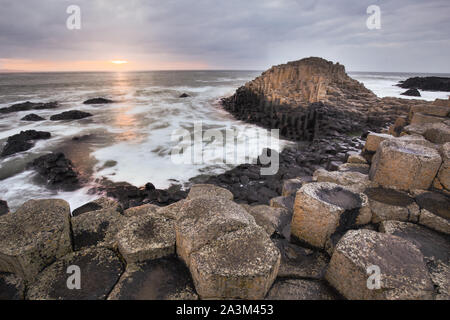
[72,197,123,216]
[1,130,51,157]
[50,110,92,121]
[397,76,450,92]
[83,98,114,104]
[0,101,58,114]
[0,199,72,281]
[21,113,45,121]
[401,88,421,97]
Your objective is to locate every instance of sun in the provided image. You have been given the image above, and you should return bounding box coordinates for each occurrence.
[111,60,128,65]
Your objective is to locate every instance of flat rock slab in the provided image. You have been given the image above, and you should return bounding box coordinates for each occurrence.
[123,203,160,217]
[0,199,72,281]
[272,239,328,279]
[325,229,434,300]
[108,257,197,300]
[72,197,122,216]
[72,208,125,250]
[156,200,186,220]
[50,110,92,121]
[247,205,291,237]
[369,139,442,190]
[313,168,370,192]
[0,272,25,300]
[117,214,175,264]
[338,163,370,174]
[363,132,393,153]
[187,184,233,201]
[380,221,450,299]
[266,279,339,300]
[189,225,280,299]
[415,191,450,221]
[27,248,124,300]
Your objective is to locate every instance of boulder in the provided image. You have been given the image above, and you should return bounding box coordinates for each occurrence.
[365,187,420,223]
[27,248,124,300]
[388,117,407,137]
[83,98,114,104]
[313,168,370,193]
[401,88,421,97]
[411,112,447,125]
[156,200,186,220]
[179,93,190,98]
[291,182,371,253]
[1,130,51,157]
[186,184,233,201]
[117,214,175,264]
[418,209,450,235]
[338,163,370,174]
[123,203,159,217]
[347,152,367,164]
[0,200,8,216]
[369,139,442,190]
[402,123,432,136]
[175,197,254,266]
[282,178,305,197]
[379,221,450,299]
[72,197,122,216]
[71,208,125,251]
[269,196,294,212]
[266,279,339,300]
[415,191,450,234]
[107,257,198,300]
[50,110,92,121]
[0,101,58,114]
[325,229,434,300]
[0,199,72,281]
[189,225,280,299]
[363,132,392,153]
[434,143,450,191]
[21,113,45,121]
[246,205,291,236]
[0,272,25,300]
[397,134,438,149]
[409,103,450,121]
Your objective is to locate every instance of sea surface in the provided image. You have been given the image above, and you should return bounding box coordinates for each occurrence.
[0,70,449,211]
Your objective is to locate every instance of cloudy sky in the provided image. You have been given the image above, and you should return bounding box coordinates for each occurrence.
[0,0,449,72]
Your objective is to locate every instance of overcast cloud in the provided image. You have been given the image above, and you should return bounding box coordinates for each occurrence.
[0,0,449,72]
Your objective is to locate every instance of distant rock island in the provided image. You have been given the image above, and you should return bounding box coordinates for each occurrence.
[397,76,450,92]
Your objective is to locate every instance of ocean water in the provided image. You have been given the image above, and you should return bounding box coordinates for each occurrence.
[0,70,449,211]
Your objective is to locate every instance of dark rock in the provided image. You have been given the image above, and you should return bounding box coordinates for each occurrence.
[415,191,450,221]
[0,272,25,300]
[27,248,124,300]
[72,197,122,217]
[398,77,450,92]
[179,93,190,98]
[20,113,45,121]
[1,130,51,157]
[27,152,80,190]
[0,101,58,114]
[50,110,92,121]
[0,200,9,216]
[108,257,198,300]
[266,279,339,300]
[401,88,421,97]
[83,98,114,104]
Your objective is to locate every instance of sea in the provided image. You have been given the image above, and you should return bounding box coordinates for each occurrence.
[0,70,449,211]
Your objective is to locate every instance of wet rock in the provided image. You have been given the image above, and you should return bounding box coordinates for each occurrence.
[0,101,58,114]
[108,257,198,300]
[27,248,124,300]
[21,113,45,121]
[266,279,339,300]
[365,187,420,223]
[72,197,122,217]
[0,199,72,281]
[123,203,159,217]
[0,200,8,216]
[189,225,280,299]
[28,152,80,191]
[50,110,92,121]
[1,130,51,157]
[379,221,450,299]
[401,88,421,97]
[83,98,114,104]
[247,205,291,236]
[272,239,328,279]
[325,229,434,300]
[369,139,442,190]
[179,93,190,98]
[187,184,233,201]
[291,182,371,253]
[175,197,254,266]
[117,214,175,264]
[0,272,25,300]
[72,208,125,251]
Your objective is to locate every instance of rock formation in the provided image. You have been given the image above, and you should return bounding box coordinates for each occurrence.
[398,76,450,92]
[1,130,51,157]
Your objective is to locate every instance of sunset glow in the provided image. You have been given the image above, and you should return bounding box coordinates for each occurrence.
[111,60,128,65]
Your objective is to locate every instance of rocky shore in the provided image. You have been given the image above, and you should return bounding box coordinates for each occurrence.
[1,57,449,300]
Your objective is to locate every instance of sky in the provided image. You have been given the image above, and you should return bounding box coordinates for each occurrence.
[0,0,449,72]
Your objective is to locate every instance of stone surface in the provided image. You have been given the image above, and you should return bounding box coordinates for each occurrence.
[72,197,122,216]
[401,88,421,97]
[419,209,450,235]
[325,229,434,300]
[117,214,175,264]
[266,279,339,300]
[0,272,25,300]
[369,139,442,190]
[123,203,159,217]
[186,184,233,201]
[398,76,450,92]
[273,239,328,279]
[189,225,280,300]
[83,97,114,104]
[0,200,8,216]
[409,103,450,121]
[411,112,447,125]
[282,178,304,197]
[338,163,370,174]
[380,221,450,299]
[363,132,392,153]
[415,191,450,222]
[247,205,291,236]
[269,195,294,212]
[50,110,93,121]
[0,101,58,114]
[27,248,124,300]
[21,113,45,121]
[108,257,198,300]
[347,152,367,164]
[1,130,51,157]
[156,200,186,220]
[72,208,125,250]
[365,187,420,223]
[435,143,450,191]
[424,123,450,145]
[313,168,370,192]
[291,182,371,253]
[0,199,72,281]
